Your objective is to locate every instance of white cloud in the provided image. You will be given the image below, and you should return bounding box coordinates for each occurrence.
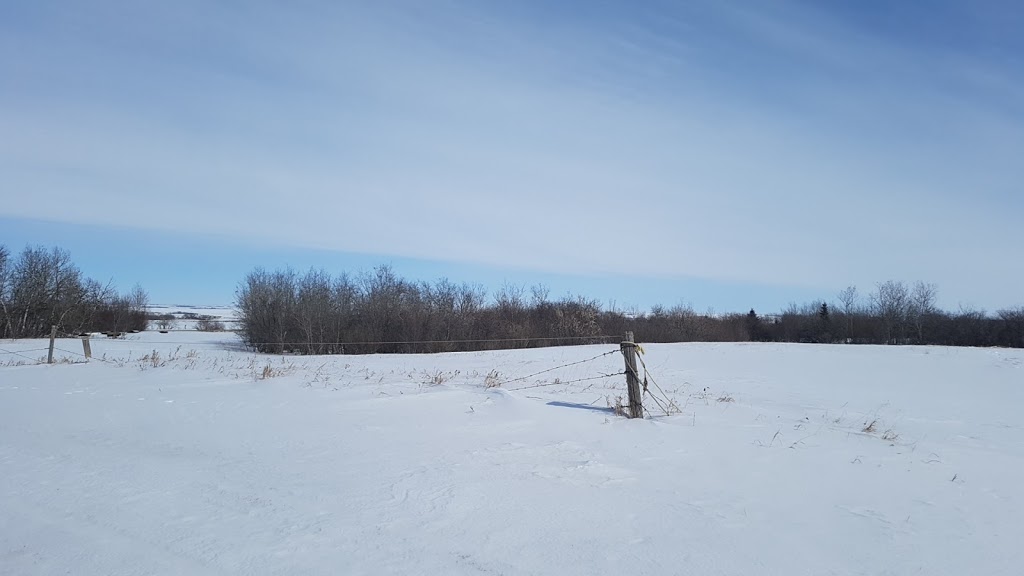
[1,0,1021,308]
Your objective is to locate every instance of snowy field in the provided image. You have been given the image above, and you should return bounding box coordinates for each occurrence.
[147,304,240,331]
[2,331,1022,575]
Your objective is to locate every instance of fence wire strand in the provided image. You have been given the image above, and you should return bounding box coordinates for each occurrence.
[503,349,619,387]
[635,352,679,417]
[508,371,625,391]
[0,347,47,363]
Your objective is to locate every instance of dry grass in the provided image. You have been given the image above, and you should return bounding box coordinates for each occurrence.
[139,350,164,369]
[483,369,502,389]
[422,369,459,387]
[607,395,627,417]
[306,362,332,388]
[245,356,297,380]
[259,363,287,379]
[859,419,900,443]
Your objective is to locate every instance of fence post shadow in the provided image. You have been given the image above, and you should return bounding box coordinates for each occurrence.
[546,401,616,414]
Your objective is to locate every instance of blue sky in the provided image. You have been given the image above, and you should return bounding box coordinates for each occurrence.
[2,1,1022,311]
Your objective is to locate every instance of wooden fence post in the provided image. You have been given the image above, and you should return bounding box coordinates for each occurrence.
[47,325,57,364]
[81,336,92,360]
[620,331,643,418]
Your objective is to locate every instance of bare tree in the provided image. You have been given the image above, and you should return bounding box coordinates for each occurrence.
[530,284,550,307]
[0,245,10,338]
[909,281,938,343]
[837,285,858,341]
[0,245,147,338]
[296,268,333,354]
[872,280,909,344]
[998,307,1024,348]
[493,282,528,345]
[235,264,1024,353]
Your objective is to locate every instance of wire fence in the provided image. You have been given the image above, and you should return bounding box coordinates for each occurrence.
[53,332,617,342]
[507,371,625,391]
[3,333,682,419]
[503,349,620,387]
[0,347,49,364]
[237,335,620,346]
[635,351,681,417]
[500,343,680,417]
[64,334,621,353]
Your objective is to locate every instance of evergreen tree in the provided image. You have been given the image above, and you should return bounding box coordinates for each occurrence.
[746,309,766,342]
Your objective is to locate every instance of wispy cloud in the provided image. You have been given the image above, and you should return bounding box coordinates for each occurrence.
[1,0,1021,307]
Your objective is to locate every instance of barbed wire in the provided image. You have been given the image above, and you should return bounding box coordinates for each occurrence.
[508,371,624,391]
[635,351,679,417]
[0,347,47,363]
[192,335,616,346]
[47,347,91,364]
[8,336,679,419]
[65,334,618,347]
[502,349,620,386]
[43,330,622,351]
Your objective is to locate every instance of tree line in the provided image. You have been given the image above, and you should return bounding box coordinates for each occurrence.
[236,266,608,354]
[742,282,1024,348]
[0,245,149,339]
[237,266,1024,354]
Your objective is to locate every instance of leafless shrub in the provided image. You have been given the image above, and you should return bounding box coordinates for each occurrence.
[862,419,878,434]
[882,429,899,442]
[716,394,735,403]
[195,318,227,332]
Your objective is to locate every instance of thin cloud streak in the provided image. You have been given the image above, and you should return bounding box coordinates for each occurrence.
[1,1,1021,308]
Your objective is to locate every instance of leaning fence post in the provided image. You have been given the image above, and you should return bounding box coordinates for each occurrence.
[47,325,57,364]
[81,335,92,360]
[620,331,643,418]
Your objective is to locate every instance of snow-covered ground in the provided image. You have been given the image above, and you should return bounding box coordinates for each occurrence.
[147,304,240,331]
[1,332,1022,575]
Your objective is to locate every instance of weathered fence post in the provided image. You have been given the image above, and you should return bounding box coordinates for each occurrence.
[81,335,92,360]
[620,331,643,418]
[47,325,57,364]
